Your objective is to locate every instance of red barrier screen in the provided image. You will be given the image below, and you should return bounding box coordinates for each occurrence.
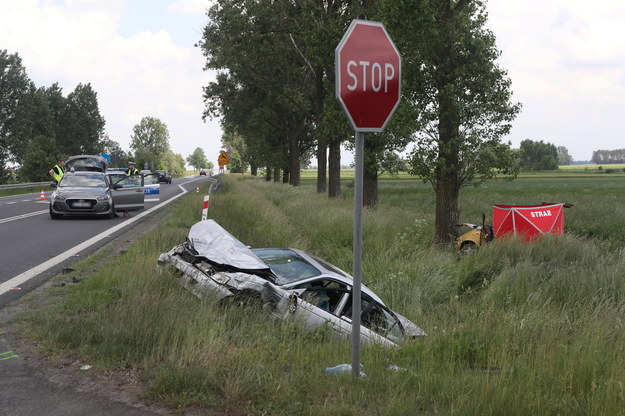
[493,203,564,241]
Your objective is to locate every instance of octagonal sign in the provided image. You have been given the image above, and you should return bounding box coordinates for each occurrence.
[335,20,401,132]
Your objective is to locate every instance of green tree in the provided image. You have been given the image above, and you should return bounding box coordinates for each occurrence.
[130,116,170,170]
[17,135,59,182]
[519,139,558,170]
[160,150,185,175]
[380,0,521,244]
[59,83,106,155]
[557,146,573,165]
[200,0,319,186]
[0,50,31,183]
[379,151,406,176]
[186,147,208,171]
[101,133,128,167]
[222,131,248,174]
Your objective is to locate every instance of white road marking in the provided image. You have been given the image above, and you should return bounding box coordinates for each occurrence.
[0,210,48,224]
[0,189,189,296]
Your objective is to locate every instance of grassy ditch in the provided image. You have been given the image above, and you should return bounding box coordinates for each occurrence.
[16,173,625,415]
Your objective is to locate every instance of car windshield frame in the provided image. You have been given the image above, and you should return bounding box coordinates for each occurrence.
[58,173,109,188]
[251,248,321,284]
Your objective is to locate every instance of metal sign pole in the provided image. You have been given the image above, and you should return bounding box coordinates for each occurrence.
[351,131,364,378]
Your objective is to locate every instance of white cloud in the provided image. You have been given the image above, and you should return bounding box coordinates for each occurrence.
[486,0,625,160]
[168,0,211,15]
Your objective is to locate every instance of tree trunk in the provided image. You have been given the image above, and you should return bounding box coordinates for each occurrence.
[289,133,300,186]
[317,138,327,193]
[314,66,327,193]
[250,163,257,176]
[363,138,378,208]
[265,167,272,181]
[363,160,378,209]
[282,167,289,183]
[432,2,463,245]
[434,173,459,245]
[328,138,341,198]
[273,167,280,183]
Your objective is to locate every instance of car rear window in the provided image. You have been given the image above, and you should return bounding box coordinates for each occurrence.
[60,174,107,188]
[251,248,321,283]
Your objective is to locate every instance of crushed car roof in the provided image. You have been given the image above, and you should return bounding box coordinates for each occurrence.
[188,220,272,272]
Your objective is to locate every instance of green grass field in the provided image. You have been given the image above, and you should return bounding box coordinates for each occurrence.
[16,170,625,415]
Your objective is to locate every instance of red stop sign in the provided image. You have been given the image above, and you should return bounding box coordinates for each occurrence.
[335,20,401,132]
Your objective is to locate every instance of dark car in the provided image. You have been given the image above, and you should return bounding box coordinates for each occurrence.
[154,170,172,184]
[199,170,206,176]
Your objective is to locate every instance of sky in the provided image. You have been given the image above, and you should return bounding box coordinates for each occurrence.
[1,1,624,166]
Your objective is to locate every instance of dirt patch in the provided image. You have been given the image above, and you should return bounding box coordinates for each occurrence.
[0,209,177,415]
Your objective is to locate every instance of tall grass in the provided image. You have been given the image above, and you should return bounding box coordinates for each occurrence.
[19,173,625,415]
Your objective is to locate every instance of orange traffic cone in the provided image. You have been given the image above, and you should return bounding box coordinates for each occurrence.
[196,186,200,193]
[39,189,45,200]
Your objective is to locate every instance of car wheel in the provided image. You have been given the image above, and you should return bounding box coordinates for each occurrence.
[460,241,477,255]
[107,204,116,219]
[49,205,61,219]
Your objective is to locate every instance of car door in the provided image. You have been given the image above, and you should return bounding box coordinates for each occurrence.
[276,278,349,335]
[110,174,145,210]
[142,173,160,201]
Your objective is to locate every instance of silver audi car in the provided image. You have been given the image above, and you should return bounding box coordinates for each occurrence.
[157,220,426,347]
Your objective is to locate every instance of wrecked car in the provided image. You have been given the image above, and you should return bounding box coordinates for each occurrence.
[157,220,426,347]
[456,203,573,252]
[455,214,494,253]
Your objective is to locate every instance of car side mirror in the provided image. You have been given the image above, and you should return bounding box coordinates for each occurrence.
[113,184,122,189]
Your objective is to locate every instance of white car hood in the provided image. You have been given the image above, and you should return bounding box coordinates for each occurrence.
[188,220,270,272]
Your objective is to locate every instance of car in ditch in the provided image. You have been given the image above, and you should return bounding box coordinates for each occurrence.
[49,171,145,219]
[157,220,426,347]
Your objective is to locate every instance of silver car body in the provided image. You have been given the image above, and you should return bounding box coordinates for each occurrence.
[157,220,426,347]
[50,171,145,218]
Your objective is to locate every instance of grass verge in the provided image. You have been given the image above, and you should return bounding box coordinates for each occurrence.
[12,173,625,415]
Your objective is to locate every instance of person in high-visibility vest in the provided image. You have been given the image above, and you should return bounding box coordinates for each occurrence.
[126,161,139,175]
[48,159,65,183]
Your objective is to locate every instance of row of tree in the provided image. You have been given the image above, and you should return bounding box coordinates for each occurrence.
[591,149,625,164]
[0,49,212,182]
[200,0,521,243]
[518,139,572,170]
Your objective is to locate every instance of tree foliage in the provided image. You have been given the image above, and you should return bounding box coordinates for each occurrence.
[59,83,106,155]
[186,147,208,171]
[557,146,573,165]
[379,0,521,244]
[199,0,356,187]
[1,50,111,182]
[130,116,171,170]
[519,139,558,170]
[0,50,31,182]
[591,149,625,164]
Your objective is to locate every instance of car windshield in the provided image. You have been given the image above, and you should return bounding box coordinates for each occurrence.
[251,248,321,283]
[59,174,107,188]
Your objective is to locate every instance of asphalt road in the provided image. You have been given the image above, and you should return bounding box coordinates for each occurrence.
[0,175,215,416]
[0,176,212,308]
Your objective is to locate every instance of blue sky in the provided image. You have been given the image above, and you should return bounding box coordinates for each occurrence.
[1,0,624,165]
